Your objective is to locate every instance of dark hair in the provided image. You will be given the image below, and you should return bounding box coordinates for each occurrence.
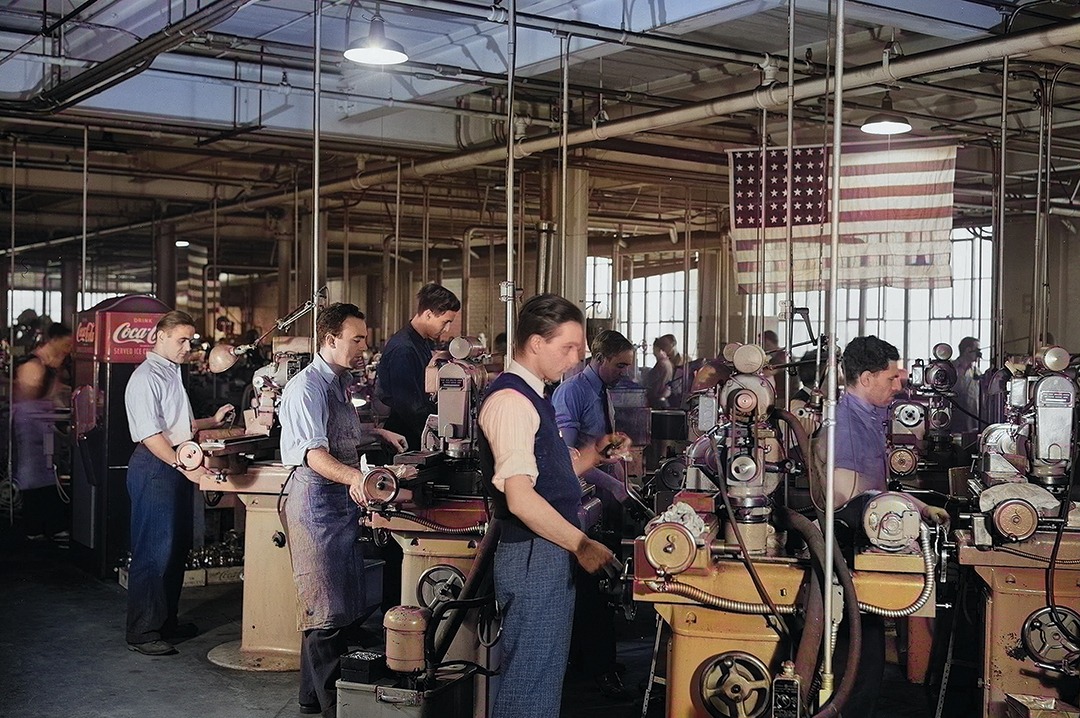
[155,310,196,334]
[591,329,634,362]
[958,336,979,354]
[317,303,366,346]
[416,283,461,315]
[797,350,818,388]
[841,335,899,385]
[46,323,72,340]
[514,294,584,352]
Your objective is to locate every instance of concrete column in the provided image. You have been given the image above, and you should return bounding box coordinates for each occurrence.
[561,168,589,308]
[61,257,79,328]
[155,224,177,308]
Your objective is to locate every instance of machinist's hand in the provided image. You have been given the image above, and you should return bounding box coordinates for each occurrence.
[349,471,367,506]
[375,428,409,453]
[213,404,236,427]
[597,432,632,462]
[922,506,950,528]
[179,465,210,486]
[573,536,616,574]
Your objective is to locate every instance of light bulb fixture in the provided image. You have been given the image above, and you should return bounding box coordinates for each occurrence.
[175,239,190,248]
[861,91,912,135]
[343,5,408,66]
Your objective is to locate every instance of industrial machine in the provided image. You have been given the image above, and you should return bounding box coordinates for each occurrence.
[339,336,498,718]
[951,345,1080,718]
[632,343,940,718]
[886,343,960,485]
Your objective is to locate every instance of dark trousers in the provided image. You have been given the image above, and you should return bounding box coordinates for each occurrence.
[569,570,617,678]
[125,444,194,645]
[835,613,886,717]
[21,485,66,538]
[299,619,367,717]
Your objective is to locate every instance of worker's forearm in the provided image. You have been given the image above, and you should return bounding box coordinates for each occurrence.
[505,480,586,554]
[142,433,180,466]
[306,447,362,486]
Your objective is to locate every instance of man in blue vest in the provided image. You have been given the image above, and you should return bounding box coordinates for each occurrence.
[478,294,627,718]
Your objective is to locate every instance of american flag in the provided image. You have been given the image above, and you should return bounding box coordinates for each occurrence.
[728,143,957,294]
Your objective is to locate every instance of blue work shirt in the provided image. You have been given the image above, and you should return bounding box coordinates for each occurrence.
[552,363,610,449]
[125,350,194,446]
[279,352,355,467]
[833,391,889,492]
[374,324,435,447]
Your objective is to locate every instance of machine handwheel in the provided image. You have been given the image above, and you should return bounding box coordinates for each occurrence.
[416,565,467,610]
[478,600,502,647]
[1022,605,1080,666]
[697,651,771,718]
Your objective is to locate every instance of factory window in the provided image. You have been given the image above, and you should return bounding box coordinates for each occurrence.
[585,256,613,320]
[616,268,699,368]
[8,290,121,326]
[761,227,992,366]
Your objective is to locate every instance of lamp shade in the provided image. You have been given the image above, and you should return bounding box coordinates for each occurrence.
[344,14,408,65]
[861,92,912,135]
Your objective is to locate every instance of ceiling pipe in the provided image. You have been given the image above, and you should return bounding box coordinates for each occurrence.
[376,0,769,66]
[0,0,249,114]
[11,17,1080,254]
[344,17,1080,189]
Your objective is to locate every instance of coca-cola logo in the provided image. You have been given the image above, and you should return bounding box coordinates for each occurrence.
[76,321,95,344]
[111,322,157,345]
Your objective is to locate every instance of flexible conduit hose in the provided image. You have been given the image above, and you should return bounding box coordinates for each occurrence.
[857,522,935,618]
[780,507,826,707]
[784,507,862,718]
[644,578,798,615]
[389,510,486,535]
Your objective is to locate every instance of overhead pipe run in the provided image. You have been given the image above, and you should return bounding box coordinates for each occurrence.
[345,18,1080,189]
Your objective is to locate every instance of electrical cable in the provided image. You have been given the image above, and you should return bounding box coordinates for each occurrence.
[1045,447,1080,643]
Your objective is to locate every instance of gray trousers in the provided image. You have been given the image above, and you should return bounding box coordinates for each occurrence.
[492,538,576,718]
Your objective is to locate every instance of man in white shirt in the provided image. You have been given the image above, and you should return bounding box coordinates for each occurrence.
[124,311,233,656]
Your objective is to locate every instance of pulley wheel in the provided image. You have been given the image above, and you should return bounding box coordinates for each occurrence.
[175,441,205,471]
[991,498,1039,542]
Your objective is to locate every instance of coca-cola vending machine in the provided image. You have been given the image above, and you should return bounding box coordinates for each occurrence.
[71,295,170,577]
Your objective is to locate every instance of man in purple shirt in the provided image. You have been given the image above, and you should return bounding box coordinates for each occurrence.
[812,335,947,718]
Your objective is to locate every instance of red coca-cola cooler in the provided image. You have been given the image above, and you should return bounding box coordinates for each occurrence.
[71,295,170,577]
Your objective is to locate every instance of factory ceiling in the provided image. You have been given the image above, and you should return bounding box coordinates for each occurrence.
[1,0,1080,282]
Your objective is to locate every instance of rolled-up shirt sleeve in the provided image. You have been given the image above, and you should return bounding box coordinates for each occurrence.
[279,379,330,467]
[478,389,540,492]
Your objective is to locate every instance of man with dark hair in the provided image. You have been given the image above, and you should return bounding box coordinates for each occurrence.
[375,282,461,450]
[551,329,635,698]
[14,323,74,542]
[124,310,234,656]
[812,335,948,717]
[280,302,407,717]
[478,293,625,718]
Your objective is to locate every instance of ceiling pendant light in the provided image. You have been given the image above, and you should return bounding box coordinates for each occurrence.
[860,91,912,135]
[343,4,408,66]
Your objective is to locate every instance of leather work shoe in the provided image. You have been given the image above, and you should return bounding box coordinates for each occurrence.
[594,670,628,699]
[162,622,198,640]
[298,701,321,714]
[128,640,178,656]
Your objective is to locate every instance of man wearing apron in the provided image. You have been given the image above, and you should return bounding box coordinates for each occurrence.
[279,303,406,718]
[477,294,628,718]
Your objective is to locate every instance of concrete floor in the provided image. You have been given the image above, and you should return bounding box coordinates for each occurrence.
[0,532,940,718]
